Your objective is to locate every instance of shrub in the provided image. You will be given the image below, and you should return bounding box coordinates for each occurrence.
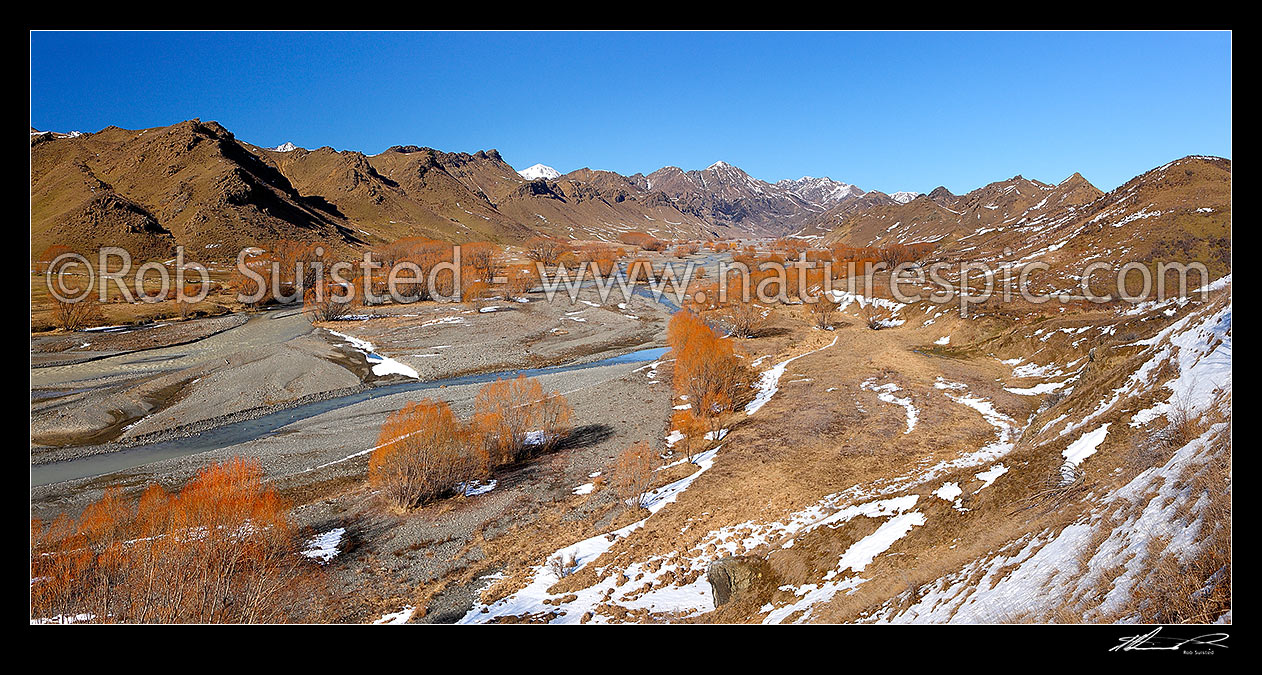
[808,292,841,328]
[375,237,455,302]
[1159,397,1204,448]
[673,243,699,258]
[877,241,935,270]
[500,264,539,300]
[52,295,103,331]
[474,375,572,466]
[462,242,499,281]
[670,409,710,464]
[615,441,656,509]
[547,552,579,579]
[618,231,666,251]
[175,283,205,319]
[685,281,765,338]
[719,297,765,338]
[625,258,657,284]
[232,248,276,309]
[271,239,326,296]
[303,281,358,322]
[667,311,754,413]
[524,237,566,266]
[370,400,484,509]
[462,278,492,306]
[30,458,307,624]
[574,244,618,276]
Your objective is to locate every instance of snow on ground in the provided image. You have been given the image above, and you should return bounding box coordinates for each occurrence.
[867,421,1228,623]
[713,493,921,558]
[973,464,1009,493]
[1192,273,1231,294]
[302,527,346,564]
[1129,305,1232,428]
[373,605,416,624]
[1060,424,1110,484]
[798,377,1023,504]
[704,428,728,441]
[933,482,963,502]
[744,337,838,415]
[460,480,498,497]
[825,290,908,327]
[860,378,918,434]
[325,329,419,379]
[459,448,721,624]
[858,302,1233,624]
[825,290,905,313]
[933,482,968,511]
[762,504,926,624]
[1055,303,1230,439]
[1004,380,1070,396]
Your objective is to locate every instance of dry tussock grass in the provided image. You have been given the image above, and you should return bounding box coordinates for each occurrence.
[1118,413,1231,624]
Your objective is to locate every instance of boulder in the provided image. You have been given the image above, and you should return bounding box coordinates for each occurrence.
[706,556,772,606]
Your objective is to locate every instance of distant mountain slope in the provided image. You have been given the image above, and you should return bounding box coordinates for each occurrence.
[494,168,723,241]
[31,120,730,256]
[30,120,1230,270]
[275,144,535,244]
[775,176,863,207]
[634,162,863,236]
[818,172,1106,249]
[812,156,1230,282]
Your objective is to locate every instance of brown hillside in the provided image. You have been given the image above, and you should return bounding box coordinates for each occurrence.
[32,120,361,257]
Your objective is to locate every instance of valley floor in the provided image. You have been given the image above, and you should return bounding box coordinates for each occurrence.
[29,253,1231,625]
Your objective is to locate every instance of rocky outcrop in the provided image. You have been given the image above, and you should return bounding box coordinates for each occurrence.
[706,556,773,606]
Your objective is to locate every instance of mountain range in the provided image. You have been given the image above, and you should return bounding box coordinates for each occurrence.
[30,120,1230,275]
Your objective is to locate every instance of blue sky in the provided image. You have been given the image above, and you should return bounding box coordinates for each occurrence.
[31,31,1230,194]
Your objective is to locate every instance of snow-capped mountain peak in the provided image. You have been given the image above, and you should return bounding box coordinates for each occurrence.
[518,163,561,181]
[776,176,864,207]
[889,191,921,204]
[273,142,299,152]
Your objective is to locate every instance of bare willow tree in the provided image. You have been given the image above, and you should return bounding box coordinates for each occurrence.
[615,441,656,509]
[808,292,841,329]
[52,295,103,331]
[524,237,566,266]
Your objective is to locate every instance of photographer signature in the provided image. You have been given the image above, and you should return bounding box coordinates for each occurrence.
[1110,627,1229,653]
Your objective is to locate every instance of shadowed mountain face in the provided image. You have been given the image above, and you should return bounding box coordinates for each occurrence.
[31,120,364,257]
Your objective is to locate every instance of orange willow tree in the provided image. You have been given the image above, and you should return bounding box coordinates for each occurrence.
[667,310,755,421]
[474,374,572,467]
[370,399,485,510]
[30,458,310,624]
[370,377,572,510]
